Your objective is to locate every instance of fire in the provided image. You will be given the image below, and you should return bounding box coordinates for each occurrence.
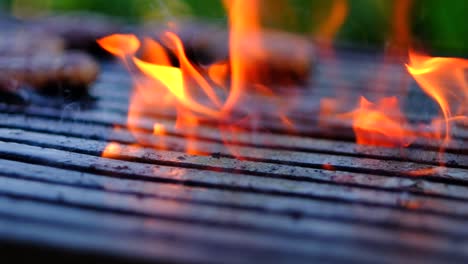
[350,96,414,147]
[317,0,467,154]
[153,123,166,135]
[96,34,140,58]
[207,61,229,88]
[98,0,306,158]
[224,0,260,113]
[133,55,221,117]
[102,142,122,159]
[388,0,414,54]
[97,1,468,178]
[406,51,468,146]
[336,51,468,152]
[98,0,272,120]
[314,0,348,42]
[139,38,172,66]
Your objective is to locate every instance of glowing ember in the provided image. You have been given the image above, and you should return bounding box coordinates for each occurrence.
[322,163,336,171]
[102,142,122,158]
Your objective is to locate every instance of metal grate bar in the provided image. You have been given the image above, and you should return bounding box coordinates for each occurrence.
[0,51,467,263]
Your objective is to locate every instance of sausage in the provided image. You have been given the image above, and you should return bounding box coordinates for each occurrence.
[0,52,100,94]
[140,21,315,87]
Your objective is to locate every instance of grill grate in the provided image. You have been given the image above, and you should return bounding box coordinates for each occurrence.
[0,50,467,264]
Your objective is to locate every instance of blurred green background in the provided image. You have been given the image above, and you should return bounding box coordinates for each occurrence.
[1,0,467,56]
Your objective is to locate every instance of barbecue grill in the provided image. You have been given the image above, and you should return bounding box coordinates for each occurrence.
[1,48,468,264]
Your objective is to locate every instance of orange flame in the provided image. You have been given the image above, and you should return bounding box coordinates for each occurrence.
[349,96,414,147]
[384,0,414,57]
[207,60,230,88]
[224,0,261,113]
[97,34,140,58]
[98,0,304,158]
[153,123,166,135]
[335,51,468,153]
[102,142,122,159]
[97,1,468,178]
[406,51,468,146]
[256,1,466,175]
[140,37,172,66]
[314,0,348,41]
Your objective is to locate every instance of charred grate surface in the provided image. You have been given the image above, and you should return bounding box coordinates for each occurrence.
[0,50,468,264]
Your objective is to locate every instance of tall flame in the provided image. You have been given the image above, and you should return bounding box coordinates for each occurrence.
[224,0,261,113]
[98,0,305,157]
[314,0,348,41]
[406,51,468,145]
[388,0,414,54]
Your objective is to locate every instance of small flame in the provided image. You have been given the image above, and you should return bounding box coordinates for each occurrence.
[153,123,166,135]
[97,34,140,58]
[338,51,468,153]
[102,142,122,158]
[388,0,414,54]
[349,96,414,147]
[207,60,230,88]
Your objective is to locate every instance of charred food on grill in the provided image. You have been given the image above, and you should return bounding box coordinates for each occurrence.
[139,21,315,88]
[0,52,100,95]
[0,18,102,99]
[30,12,122,56]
